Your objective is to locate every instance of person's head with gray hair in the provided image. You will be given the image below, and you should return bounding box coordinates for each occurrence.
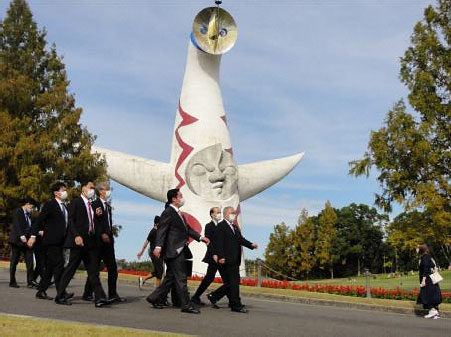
[96,181,111,201]
[223,206,236,223]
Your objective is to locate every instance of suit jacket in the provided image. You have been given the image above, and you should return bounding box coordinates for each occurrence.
[64,196,105,249]
[202,220,217,265]
[91,198,114,245]
[32,199,67,247]
[155,205,201,260]
[214,220,254,267]
[9,207,33,245]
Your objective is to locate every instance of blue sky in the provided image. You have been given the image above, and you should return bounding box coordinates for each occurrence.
[1,0,432,261]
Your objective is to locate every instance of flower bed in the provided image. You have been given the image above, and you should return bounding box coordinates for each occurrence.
[188,275,451,303]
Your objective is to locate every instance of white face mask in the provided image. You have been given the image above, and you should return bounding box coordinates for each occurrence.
[179,198,185,207]
[86,188,95,199]
[416,248,420,254]
[59,190,68,200]
[229,214,236,222]
[214,214,221,221]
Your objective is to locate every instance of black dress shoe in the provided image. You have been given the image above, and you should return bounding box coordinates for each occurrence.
[62,292,74,300]
[36,291,53,300]
[9,283,20,288]
[231,306,248,313]
[55,297,72,305]
[181,306,200,314]
[207,294,219,309]
[82,295,94,302]
[191,297,205,306]
[110,295,126,303]
[27,281,39,288]
[161,300,171,307]
[94,299,109,308]
[146,297,164,309]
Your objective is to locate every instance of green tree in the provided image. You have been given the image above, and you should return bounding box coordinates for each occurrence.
[349,0,450,266]
[0,0,105,255]
[264,222,292,279]
[316,201,338,278]
[334,204,387,275]
[288,209,316,279]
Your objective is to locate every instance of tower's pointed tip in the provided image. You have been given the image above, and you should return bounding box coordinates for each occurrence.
[238,152,305,201]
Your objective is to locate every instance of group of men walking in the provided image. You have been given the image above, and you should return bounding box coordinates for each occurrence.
[9,180,124,307]
[146,188,258,314]
[9,183,258,314]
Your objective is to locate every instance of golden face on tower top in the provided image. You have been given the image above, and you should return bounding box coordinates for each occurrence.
[192,7,237,55]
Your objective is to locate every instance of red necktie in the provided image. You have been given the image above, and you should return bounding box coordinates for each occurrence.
[87,201,94,234]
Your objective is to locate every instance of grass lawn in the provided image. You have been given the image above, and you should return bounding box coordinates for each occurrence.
[293,271,451,292]
[0,314,192,337]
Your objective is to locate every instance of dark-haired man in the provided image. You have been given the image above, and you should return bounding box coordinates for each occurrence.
[28,182,69,300]
[9,198,38,288]
[191,207,221,305]
[146,188,210,314]
[56,180,109,307]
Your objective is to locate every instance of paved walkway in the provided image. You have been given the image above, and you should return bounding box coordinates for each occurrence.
[1,269,449,337]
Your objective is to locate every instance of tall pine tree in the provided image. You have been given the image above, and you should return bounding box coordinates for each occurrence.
[0,0,105,256]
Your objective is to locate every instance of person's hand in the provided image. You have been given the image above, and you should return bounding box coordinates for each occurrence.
[252,243,258,249]
[420,278,426,287]
[95,207,103,216]
[153,247,161,258]
[201,237,210,245]
[75,236,84,247]
[27,237,36,248]
[20,237,27,244]
[137,251,143,259]
[38,230,44,237]
[213,255,218,263]
[218,258,226,265]
[101,233,110,244]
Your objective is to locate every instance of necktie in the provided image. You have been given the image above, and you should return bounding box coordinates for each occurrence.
[87,201,94,235]
[25,213,31,228]
[61,204,68,226]
[105,202,111,231]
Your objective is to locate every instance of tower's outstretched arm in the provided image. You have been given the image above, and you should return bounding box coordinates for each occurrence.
[237,153,304,201]
[92,147,172,202]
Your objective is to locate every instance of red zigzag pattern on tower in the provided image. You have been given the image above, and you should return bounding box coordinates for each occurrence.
[174,102,198,188]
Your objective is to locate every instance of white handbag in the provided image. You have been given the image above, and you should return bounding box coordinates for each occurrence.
[430,258,443,284]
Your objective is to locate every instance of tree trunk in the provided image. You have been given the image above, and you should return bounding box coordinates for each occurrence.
[357,257,360,276]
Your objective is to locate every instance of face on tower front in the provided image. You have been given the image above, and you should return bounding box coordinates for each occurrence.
[192,7,237,55]
[185,144,238,200]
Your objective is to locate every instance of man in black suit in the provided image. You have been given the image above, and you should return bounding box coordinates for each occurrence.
[9,198,38,288]
[29,182,71,300]
[191,206,221,305]
[82,181,125,303]
[146,188,210,314]
[56,180,109,307]
[207,206,258,313]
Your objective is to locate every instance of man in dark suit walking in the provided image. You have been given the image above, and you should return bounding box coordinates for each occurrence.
[28,182,71,300]
[82,181,125,302]
[9,198,38,288]
[56,180,109,307]
[146,188,210,314]
[191,207,221,305]
[207,206,258,313]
